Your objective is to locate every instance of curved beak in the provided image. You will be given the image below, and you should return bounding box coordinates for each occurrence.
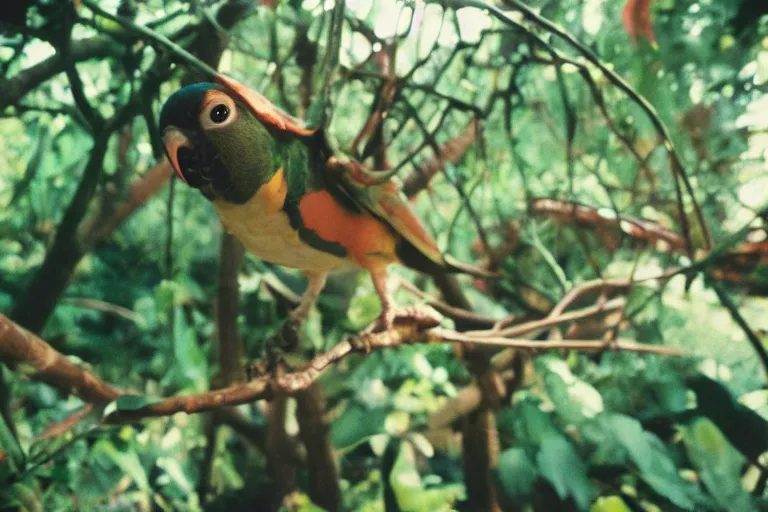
[161,126,192,184]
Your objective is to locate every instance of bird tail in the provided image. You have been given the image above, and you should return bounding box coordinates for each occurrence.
[443,255,500,279]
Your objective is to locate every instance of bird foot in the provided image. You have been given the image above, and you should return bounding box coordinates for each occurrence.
[363,306,398,334]
[247,343,294,382]
[246,317,303,380]
[278,314,304,353]
[363,304,443,334]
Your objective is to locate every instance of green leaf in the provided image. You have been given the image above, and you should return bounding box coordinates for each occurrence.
[156,456,194,494]
[389,441,464,512]
[496,447,539,504]
[680,417,753,512]
[590,496,632,512]
[511,399,561,447]
[169,305,207,391]
[536,356,604,425]
[689,374,768,463]
[0,411,25,473]
[4,482,42,512]
[331,403,389,453]
[92,439,150,491]
[604,414,698,510]
[346,288,381,330]
[536,433,595,511]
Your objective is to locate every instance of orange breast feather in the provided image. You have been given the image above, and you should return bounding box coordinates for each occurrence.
[298,190,398,273]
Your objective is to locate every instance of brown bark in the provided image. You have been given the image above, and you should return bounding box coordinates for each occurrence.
[459,350,503,511]
[0,308,681,425]
[214,234,246,384]
[0,315,121,404]
[200,233,246,498]
[10,133,111,334]
[381,159,502,512]
[265,396,297,511]
[295,385,341,512]
[402,119,479,198]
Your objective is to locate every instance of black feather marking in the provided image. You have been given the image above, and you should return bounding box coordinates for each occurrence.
[281,199,348,258]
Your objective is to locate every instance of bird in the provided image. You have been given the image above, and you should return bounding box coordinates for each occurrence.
[158,73,490,332]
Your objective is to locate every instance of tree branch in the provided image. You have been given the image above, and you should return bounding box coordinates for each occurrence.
[403,118,479,198]
[295,385,341,512]
[214,234,246,384]
[10,129,112,334]
[0,37,121,111]
[0,309,684,425]
[711,282,768,383]
[0,315,121,404]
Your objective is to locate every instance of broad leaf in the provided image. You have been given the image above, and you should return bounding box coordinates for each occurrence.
[389,441,464,512]
[688,374,768,463]
[537,356,604,425]
[536,432,595,511]
[496,447,539,504]
[590,496,632,512]
[681,417,753,512]
[603,413,699,510]
[331,403,389,452]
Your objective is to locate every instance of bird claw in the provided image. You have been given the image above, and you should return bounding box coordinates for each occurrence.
[363,307,398,334]
[247,317,303,381]
[278,315,303,353]
[363,304,443,334]
[247,343,294,382]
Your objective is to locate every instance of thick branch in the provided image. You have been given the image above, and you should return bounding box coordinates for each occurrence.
[0,315,120,403]
[295,385,341,512]
[10,131,111,334]
[215,234,246,383]
[0,37,122,111]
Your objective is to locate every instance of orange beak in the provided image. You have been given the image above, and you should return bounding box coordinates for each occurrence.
[161,126,192,184]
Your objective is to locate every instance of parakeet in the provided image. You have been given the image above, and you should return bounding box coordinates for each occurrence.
[158,73,489,331]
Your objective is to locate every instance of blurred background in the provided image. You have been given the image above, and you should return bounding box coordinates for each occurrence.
[1,0,768,510]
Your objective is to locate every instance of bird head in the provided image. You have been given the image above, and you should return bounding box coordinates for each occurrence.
[158,82,275,203]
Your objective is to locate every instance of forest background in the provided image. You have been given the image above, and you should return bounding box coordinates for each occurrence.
[1,0,768,510]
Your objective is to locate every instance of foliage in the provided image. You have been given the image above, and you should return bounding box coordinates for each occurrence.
[1,0,768,511]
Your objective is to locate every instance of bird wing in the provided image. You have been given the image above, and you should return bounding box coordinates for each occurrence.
[216,72,492,277]
[327,157,448,272]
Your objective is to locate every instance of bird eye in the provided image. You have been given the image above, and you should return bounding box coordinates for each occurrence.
[210,104,229,123]
[200,94,237,130]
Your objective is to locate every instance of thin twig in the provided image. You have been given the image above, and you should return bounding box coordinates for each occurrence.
[711,282,768,383]
[81,0,218,79]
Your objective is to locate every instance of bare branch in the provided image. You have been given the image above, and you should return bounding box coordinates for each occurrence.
[0,308,685,428]
[402,118,480,198]
[712,282,768,383]
[0,315,121,404]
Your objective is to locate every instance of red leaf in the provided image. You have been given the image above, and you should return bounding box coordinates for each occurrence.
[622,0,656,46]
